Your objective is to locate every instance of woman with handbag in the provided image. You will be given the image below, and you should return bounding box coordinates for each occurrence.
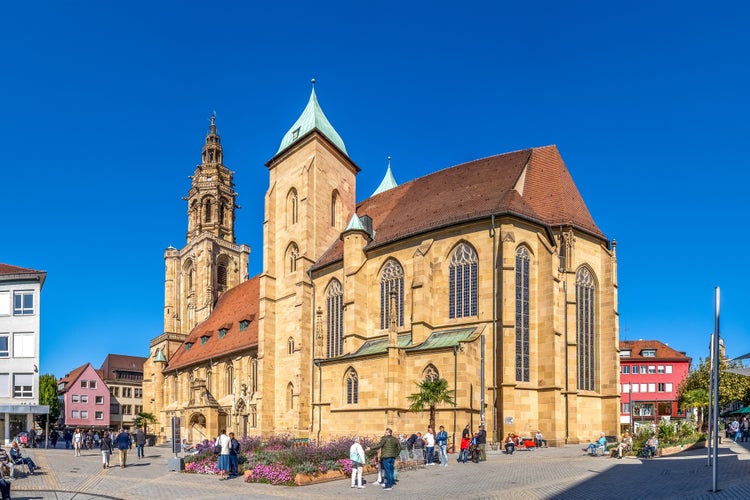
[214,430,231,480]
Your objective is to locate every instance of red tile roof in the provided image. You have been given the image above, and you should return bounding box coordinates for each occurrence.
[166,276,260,371]
[0,263,47,287]
[99,354,147,380]
[58,363,94,393]
[620,340,692,362]
[314,145,604,270]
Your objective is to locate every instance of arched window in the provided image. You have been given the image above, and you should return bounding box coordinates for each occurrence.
[287,382,294,410]
[424,365,440,381]
[449,243,478,318]
[515,246,531,382]
[380,260,404,329]
[171,374,178,402]
[576,266,597,391]
[206,368,212,395]
[287,188,299,226]
[286,243,299,274]
[288,337,295,355]
[345,369,358,404]
[331,190,342,228]
[225,363,234,396]
[251,405,257,428]
[204,199,212,223]
[184,260,195,296]
[326,279,344,358]
[219,200,226,225]
[217,258,228,289]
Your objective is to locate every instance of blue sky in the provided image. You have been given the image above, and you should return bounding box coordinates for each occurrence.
[2,1,748,379]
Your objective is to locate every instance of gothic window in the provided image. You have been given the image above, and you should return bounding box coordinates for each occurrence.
[345,369,358,404]
[287,188,298,226]
[184,261,195,296]
[250,405,257,428]
[219,200,226,225]
[287,382,294,410]
[217,258,228,290]
[424,365,439,381]
[204,199,212,223]
[331,190,343,229]
[286,243,299,274]
[515,246,531,382]
[288,337,295,355]
[326,279,344,358]
[448,243,478,318]
[380,259,404,329]
[576,266,597,392]
[206,368,212,395]
[225,363,234,396]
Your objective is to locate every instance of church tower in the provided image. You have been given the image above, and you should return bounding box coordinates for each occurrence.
[163,116,251,335]
[258,81,359,433]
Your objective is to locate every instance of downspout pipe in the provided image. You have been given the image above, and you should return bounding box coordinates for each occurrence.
[490,214,501,442]
[307,268,317,440]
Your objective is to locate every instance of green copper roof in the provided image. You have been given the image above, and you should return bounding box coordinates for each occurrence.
[347,333,413,357]
[372,158,398,196]
[276,86,348,157]
[344,214,366,232]
[406,327,477,352]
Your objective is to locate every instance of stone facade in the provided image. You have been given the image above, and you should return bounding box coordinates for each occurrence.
[143,86,619,447]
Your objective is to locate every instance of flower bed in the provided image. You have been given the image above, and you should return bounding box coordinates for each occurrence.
[185,434,376,487]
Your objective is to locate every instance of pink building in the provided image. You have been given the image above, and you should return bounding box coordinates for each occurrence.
[619,340,691,433]
[57,363,110,429]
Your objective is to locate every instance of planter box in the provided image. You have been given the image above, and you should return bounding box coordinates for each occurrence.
[294,469,345,486]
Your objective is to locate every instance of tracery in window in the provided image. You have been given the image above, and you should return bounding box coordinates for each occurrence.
[576,266,597,391]
[345,368,358,404]
[326,279,344,358]
[515,246,531,382]
[380,260,404,329]
[424,365,439,381]
[287,188,299,226]
[286,243,299,273]
[448,243,478,318]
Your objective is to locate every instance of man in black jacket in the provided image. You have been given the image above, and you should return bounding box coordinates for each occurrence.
[476,424,487,462]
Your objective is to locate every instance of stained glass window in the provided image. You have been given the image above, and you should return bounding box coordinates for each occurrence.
[576,267,596,391]
[449,243,478,318]
[380,260,404,329]
[515,246,531,382]
[326,279,344,358]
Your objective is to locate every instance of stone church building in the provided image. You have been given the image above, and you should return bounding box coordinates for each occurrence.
[142,86,619,447]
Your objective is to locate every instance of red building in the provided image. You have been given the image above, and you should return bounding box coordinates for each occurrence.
[619,340,691,433]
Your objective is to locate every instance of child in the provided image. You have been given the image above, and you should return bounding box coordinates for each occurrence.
[459,434,470,463]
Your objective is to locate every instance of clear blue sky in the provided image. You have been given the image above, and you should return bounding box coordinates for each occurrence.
[2,1,748,379]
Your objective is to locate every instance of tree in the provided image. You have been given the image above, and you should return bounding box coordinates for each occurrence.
[406,377,455,430]
[679,356,750,411]
[38,374,61,427]
[133,412,158,433]
[680,388,709,430]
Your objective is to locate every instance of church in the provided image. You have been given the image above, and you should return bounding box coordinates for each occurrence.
[142,84,620,448]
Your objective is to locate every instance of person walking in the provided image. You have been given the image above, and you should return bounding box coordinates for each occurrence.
[73,428,83,456]
[115,428,131,468]
[366,428,400,491]
[436,425,449,467]
[215,429,231,480]
[100,432,113,469]
[135,428,146,459]
[349,435,366,489]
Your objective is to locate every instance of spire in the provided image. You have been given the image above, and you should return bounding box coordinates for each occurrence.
[372,156,398,196]
[202,113,222,164]
[275,79,348,157]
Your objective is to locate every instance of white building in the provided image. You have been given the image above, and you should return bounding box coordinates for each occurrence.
[0,263,47,444]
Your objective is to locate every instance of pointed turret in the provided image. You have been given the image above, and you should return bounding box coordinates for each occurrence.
[372,156,398,196]
[275,79,348,158]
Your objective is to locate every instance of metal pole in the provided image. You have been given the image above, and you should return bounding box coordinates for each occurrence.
[711,287,720,492]
[480,335,486,427]
[707,332,714,466]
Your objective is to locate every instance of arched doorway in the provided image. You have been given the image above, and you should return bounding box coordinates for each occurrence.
[188,412,207,444]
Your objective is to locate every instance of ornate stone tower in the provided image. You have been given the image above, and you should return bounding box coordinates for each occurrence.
[162,115,251,335]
